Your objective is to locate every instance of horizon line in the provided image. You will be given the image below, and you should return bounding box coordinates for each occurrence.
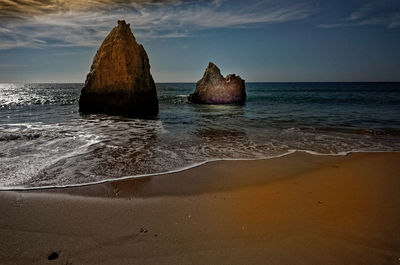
[2,81,400,84]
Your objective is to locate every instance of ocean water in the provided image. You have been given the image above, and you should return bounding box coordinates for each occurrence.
[1,82,399,189]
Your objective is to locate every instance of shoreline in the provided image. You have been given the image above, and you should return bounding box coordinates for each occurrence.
[2,149,398,191]
[1,151,399,264]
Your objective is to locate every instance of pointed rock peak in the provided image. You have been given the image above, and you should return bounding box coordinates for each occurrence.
[207,62,216,68]
[113,20,133,37]
[117,20,130,28]
[203,62,223,82]
[206,62,221,73]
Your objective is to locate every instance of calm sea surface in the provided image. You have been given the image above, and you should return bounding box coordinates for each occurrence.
[1,82,399,188]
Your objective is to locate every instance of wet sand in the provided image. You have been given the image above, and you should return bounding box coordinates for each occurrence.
[0,152,399,264]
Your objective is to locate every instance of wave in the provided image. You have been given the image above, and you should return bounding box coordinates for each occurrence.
[1,82,399,190]
[284,126,400,137]
[158,94,189,104]
[0,133,41,141]
[1,149,399,191]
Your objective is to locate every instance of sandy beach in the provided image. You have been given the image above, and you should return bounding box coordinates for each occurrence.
[1,151,399,265]
[1,1,399,264]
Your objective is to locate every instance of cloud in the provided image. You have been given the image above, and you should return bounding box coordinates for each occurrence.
[318,0,400,29]
[0,0,316,49]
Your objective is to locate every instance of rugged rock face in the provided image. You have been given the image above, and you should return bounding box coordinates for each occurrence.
[188,62,246,104]
[79,20,158,116]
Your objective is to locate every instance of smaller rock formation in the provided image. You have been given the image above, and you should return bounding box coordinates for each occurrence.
[188,62,246,104]
[79,20,158,116]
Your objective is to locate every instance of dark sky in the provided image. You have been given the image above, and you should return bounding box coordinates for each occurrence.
[0,0,399,82]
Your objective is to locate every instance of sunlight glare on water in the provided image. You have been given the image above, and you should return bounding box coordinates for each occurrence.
[0,82,399,188]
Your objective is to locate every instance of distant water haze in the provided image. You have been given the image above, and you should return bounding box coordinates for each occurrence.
[0,82,400,188]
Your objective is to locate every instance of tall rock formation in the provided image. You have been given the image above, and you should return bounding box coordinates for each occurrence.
[188,62,246,104]
[79,20,158,116]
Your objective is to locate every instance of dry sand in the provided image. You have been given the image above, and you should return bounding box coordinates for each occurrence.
[0,152,399,264]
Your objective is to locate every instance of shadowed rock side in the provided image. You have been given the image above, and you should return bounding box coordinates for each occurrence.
[188,62,246,104]
[79,20,158,116]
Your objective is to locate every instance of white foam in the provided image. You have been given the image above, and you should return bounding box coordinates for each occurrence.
[3,149,398,191]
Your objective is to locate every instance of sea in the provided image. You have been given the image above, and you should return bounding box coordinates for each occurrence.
[1,82,399,189]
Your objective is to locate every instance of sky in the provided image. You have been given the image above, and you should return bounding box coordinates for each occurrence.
[0,0,399,83]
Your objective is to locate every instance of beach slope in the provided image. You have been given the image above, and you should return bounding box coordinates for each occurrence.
[0,152,399,264]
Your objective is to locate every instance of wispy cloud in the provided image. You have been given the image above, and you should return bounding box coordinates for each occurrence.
[0,0,317,49]
[318,0,400,29]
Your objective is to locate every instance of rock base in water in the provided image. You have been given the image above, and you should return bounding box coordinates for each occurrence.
[188,62,246,104]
